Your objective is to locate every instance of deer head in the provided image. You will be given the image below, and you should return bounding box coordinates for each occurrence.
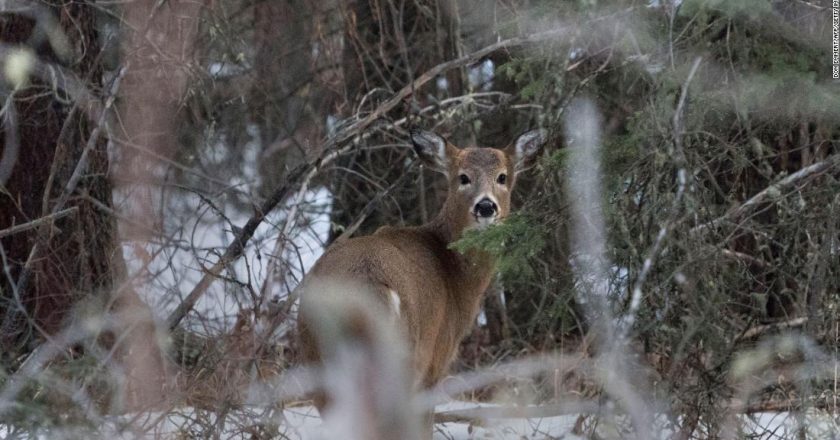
[410,129,545,232]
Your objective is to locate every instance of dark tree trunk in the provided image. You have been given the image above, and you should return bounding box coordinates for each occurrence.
[248,0,326,186]
[0,1,116,357]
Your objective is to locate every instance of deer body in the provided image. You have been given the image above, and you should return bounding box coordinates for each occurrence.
[297,128,544,417]
[301,213,497,388]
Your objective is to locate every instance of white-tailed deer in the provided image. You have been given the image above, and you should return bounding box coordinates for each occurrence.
[297,128,545,433]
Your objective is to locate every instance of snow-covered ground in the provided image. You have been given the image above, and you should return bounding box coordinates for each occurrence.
[279,404,840,439]
[281,402,581,440]
[77,402,839,439]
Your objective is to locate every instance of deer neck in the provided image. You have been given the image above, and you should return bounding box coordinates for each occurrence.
[423,196,497,301]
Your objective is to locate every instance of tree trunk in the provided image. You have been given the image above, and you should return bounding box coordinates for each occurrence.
[0,0,116,358]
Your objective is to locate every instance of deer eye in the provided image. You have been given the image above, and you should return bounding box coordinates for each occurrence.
[459,174,471,185]
[497,173,507,185]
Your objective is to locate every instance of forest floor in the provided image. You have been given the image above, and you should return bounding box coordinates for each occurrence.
[274,401,835,439]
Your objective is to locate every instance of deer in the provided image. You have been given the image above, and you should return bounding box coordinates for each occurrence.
[297,128,545,437]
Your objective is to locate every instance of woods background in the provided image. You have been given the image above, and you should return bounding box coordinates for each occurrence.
[0,0,838,438]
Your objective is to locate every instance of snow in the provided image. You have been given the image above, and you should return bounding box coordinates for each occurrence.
[279,405,840,439]
[77,403,839,439]
[96,402,582,439]
[431,401,581,440]
[116,127,332,332]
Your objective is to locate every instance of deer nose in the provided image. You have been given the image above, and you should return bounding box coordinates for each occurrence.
[474,198,497,218]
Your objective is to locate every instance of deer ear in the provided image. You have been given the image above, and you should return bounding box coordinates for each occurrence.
[410,129,450,175]
[510,129,546,174]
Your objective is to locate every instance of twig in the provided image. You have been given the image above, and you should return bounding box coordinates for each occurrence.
[52,66,127,212]
[2,64,127,347]
[0,92,18,186]
[166,163,309,331]
[11,65,126,298]
[790,0,827,10]
[433,400,608,424]
[624,56,701,329]
[335,168,414,242]
[736,317,809,341]
[256,155,338,304]
[0,318,117,418]
[718,248,769,269]
[332,26,574,147]
[166,145,351,330]
[423,354,588,408]
[691,154,840,234]
[0,207,77,239]
[432,395,834,425]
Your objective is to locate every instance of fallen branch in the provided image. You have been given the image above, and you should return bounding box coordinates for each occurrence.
[434,400,607,424]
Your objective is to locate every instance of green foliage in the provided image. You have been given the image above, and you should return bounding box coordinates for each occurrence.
[540,148,570,174]
[497,58,531,85]
[497,58,553,100]
[602,132,643,179]
[520,78,547,100]
[449,213,546,283]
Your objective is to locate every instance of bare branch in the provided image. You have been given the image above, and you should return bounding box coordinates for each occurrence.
[433,400,608,424]
[691,154,840,235]
[736,317,809,341]
[332,26,575,147]
[0,207,77,239]
[166,145,351,330]
[624,56,702,329]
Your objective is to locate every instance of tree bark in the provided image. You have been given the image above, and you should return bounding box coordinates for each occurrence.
[0,0,116,356]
